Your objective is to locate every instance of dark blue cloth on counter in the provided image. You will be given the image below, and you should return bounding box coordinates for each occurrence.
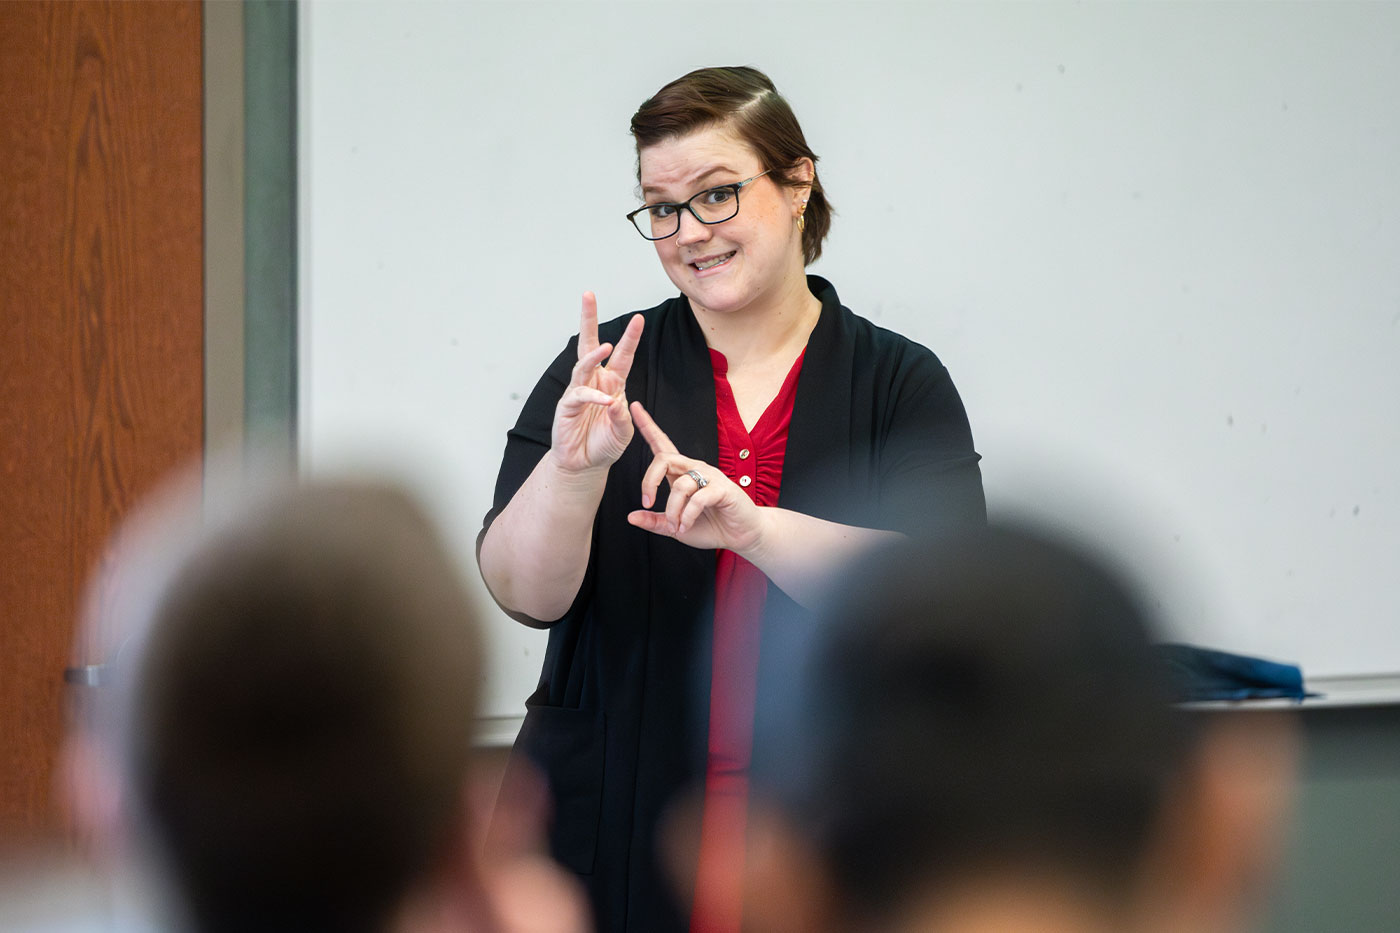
[1154,643,1314,702]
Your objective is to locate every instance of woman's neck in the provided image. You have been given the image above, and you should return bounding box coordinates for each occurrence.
[688,268,821,369]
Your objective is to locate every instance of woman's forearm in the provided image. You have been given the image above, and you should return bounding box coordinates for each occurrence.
[478,450,610,623]
[739,509,904,609]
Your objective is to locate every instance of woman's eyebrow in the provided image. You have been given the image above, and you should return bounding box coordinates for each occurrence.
[642,165,740,200]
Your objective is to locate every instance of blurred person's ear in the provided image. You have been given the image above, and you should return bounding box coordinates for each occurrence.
[479,752,552,862]
[471,756,591,933]
[1142,712,1301,933]
[741,804,839,933]
[57,730,124,864]
[662,792,837,933]
[59,460,210,868]
[658,789,702,920]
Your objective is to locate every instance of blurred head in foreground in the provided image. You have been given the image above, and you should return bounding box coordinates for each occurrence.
[746,524,1297,933]
[68,475,585,933]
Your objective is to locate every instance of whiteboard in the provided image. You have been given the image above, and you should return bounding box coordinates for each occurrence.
[299,1,1400,722]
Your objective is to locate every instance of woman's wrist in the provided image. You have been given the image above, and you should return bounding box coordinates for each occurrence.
[543,448,613,487]
[733,505,777,567]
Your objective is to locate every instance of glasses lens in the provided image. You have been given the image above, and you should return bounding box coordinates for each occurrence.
[631,204,678,240]
[690,186,741,224]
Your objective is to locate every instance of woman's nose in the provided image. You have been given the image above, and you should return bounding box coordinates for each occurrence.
[675,208,710,246]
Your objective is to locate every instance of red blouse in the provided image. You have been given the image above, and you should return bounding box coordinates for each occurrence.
[689,347,806,933]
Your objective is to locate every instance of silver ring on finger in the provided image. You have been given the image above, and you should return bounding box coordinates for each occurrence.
[684,469,709,489]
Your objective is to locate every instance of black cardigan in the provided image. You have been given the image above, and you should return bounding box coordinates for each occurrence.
[482,276,985,932]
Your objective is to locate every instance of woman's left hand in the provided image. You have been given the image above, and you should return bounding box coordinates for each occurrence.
[626,401,767,554]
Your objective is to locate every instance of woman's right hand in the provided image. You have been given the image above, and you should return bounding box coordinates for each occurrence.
[550,292,645,474]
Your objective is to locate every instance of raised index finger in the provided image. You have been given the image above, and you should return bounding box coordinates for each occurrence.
[629,401,678,455]
[577,291,600,360]
[604,314,645,381]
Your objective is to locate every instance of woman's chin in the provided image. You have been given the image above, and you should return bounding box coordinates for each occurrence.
[680,275,758,317]
[684,290,748,316]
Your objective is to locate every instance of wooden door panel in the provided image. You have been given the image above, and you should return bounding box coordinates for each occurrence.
[0,0,203,845]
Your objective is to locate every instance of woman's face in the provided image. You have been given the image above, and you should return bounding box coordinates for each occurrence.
[637,124,806,317]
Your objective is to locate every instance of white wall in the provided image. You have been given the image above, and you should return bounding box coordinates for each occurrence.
[300,1,1400,722]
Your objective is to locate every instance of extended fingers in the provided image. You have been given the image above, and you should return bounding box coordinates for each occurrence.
[630,470,714,536]
[569,341,612,388]
[630,401,678,456]
[627,509,672,536]
[663,474,697,531]
[631,471,698,536]
[639,452,676,509]
[640,451,708,510]
[604,314,645,381]
[558,384,616,414]
[664,467,719,532]
[675,484,719,535]
[577,291,599,360]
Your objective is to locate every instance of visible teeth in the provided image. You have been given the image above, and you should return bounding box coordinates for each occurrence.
[695,252,734,271]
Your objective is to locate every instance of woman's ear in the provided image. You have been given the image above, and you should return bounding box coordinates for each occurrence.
[789,158,816,210]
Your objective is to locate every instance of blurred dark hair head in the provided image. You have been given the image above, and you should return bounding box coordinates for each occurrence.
[630,65,832,265]
[751,524,1193,922]
[123,480,483,933]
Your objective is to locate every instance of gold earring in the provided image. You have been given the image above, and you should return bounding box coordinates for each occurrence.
[797,200,808,233]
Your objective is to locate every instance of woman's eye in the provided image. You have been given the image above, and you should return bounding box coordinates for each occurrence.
[648,204,676,219]
[700,188,734,205]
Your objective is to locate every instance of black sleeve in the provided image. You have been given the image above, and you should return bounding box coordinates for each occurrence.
[476,337,587,625]
[879,352,987,536]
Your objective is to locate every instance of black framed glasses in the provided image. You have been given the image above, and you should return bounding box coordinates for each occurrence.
[626,169,772,240]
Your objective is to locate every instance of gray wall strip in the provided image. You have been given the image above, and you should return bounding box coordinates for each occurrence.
[242,0,297,463]
[203,0,245,470]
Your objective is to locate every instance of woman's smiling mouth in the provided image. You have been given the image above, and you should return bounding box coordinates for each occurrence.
[691,251,736,273]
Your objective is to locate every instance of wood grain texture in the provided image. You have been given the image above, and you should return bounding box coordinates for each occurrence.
[0,0,203,845]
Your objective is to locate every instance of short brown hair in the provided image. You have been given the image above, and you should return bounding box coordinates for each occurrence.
[127,481,483,933]
[752,526,1193,920]
[631,65,832,265]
